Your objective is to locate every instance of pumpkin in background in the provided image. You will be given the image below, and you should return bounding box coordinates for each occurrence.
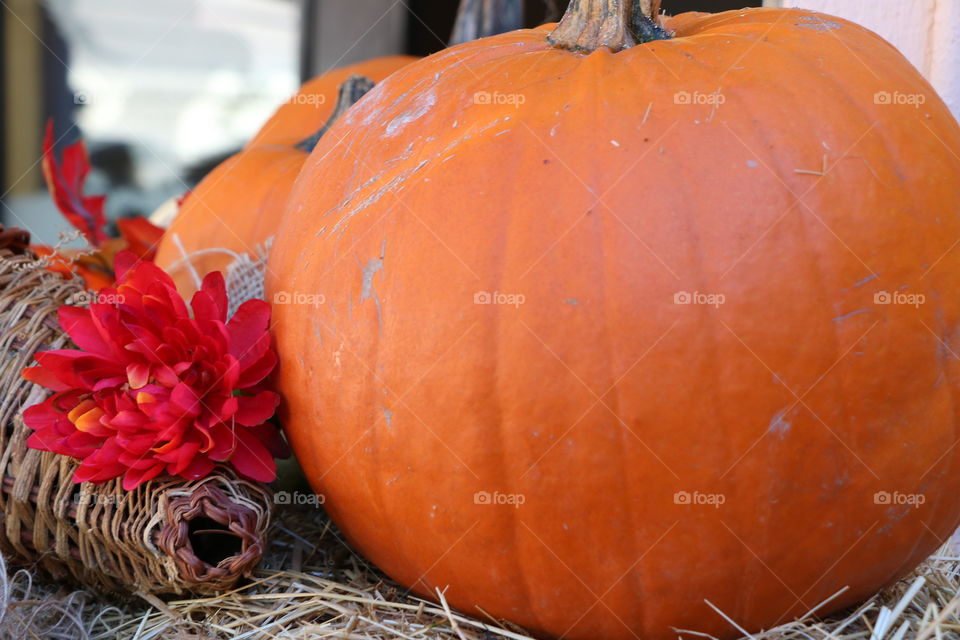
[154,0,525,297]
[266,0,960,638]
[154,69,398,297]
[246,58,415,149]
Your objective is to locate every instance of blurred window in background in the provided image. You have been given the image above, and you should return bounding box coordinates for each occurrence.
[4,0,301,244]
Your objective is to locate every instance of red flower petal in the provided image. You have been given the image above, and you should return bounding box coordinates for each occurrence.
[33,350,97,389]
[247,422,290,459]
[58,306,114,358]
[22,365,70,392]
[190,290,219,325]
[112,251,139,284]
[199,395,237,429]
[227,300,271,359]
[207,421,237,461]
[116,216,164,262]
[170,382,202,417]
[26,429,63,454]
[74,457,125,484]
[23,401,61,432]
[64,430,102,457]
[118,254,175,291]
[72,405,107,434]
[178,454,216,481]
[238,347,277,388]
[230,430,276,483]
[109,410,148,428]
[127,362,150,389]
[121,463,165,490]
[235,391,279,426]
[161,441,201,476]
[198,271,227,322]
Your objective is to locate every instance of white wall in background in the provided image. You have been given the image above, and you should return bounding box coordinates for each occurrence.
[45,0,301,169]
[763,0,960,118]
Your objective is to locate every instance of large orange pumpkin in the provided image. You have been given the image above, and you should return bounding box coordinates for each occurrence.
[155,0,525,297]
[267,1,960,638]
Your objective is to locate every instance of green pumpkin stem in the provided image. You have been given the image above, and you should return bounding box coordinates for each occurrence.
[548,0,671,53]
[296,75,375,154]
[449,0,526,46]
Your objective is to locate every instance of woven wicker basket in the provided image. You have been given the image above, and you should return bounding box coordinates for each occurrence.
[0,249,273,596]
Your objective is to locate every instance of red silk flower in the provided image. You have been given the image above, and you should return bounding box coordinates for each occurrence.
[22,251,285,489]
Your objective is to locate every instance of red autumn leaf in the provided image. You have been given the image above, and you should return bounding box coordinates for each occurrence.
[117,217,165,262]
[40,120,108,247]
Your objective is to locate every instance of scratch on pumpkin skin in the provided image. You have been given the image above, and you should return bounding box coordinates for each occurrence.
[853,273,878,287]
[768,409,791,438]
[384,142,415,166]
[832,309,871,323]
[384,90,437,138]
[641,102,653,126]
[355,171,388,197]
[706,88,723,123]
[346,75,432,128]
[331,160,428,234]
[381,407,394,429]
[360,239,387,327]
[333,341,345,374]
[329,118,510,235]
[794,15,841,32]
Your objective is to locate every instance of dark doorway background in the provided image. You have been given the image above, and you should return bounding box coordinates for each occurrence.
[406,0,763,57]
